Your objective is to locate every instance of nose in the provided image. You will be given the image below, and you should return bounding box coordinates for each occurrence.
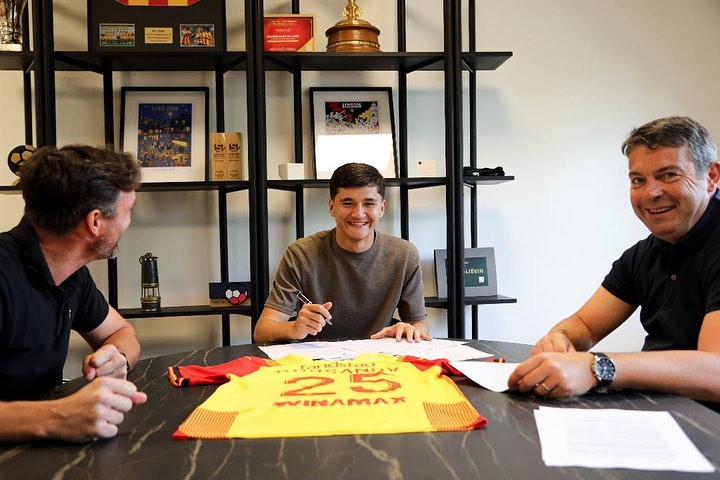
[643,178,664,199]
[352,204,366,217]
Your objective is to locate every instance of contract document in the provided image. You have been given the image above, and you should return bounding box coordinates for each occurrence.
[534,406,714,472]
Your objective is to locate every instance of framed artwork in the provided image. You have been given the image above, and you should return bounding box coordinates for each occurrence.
[434,247,498,299]
[120,87,209,183]
[309,87,398,179]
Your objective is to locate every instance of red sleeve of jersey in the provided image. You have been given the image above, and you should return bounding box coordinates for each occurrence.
[400,355,464,376]
[168,356,276,387]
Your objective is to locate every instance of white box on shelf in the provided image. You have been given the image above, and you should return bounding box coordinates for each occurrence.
[279,163,305,180]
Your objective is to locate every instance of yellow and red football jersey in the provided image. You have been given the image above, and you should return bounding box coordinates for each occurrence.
[169,353,487,439]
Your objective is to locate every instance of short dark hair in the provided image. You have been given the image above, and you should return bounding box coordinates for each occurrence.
[329,163,385,199]
[621,116,717,176]
[20,145,141,234]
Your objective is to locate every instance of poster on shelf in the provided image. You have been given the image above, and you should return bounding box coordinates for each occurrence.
[434,248,498,299]
[88,0,226,52]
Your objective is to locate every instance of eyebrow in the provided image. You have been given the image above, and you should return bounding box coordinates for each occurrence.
[629,165,682,177]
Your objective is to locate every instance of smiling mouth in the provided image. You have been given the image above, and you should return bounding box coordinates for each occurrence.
[348,221,368,227]
[647,206,674,214]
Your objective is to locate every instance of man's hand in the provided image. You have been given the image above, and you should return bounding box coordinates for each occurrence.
[291,302,333,339]
[370,321,432,343]
[531,331,577,355]
[83,344,128,381]
[507,352,596,398]
[46,377,147,442]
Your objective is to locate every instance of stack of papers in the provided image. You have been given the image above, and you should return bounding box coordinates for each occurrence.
[259,338,493,361]
[534,407,714,472]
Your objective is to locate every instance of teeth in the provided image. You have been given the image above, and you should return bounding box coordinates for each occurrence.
[648,207,672,214]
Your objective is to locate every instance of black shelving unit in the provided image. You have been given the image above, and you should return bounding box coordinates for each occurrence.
[4,1,515,344]
[252,1,515,339]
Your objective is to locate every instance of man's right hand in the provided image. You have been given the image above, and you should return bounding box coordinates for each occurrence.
[291,302,333,339]
[46,377,147,442]
[531,331,577,355]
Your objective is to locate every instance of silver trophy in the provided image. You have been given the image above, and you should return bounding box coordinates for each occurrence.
[0,0,27,51]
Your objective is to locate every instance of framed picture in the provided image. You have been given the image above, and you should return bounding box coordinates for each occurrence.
[434,247,498,299]
[309,87,398,180]
[88,0,226,52]
[120,87,209,183]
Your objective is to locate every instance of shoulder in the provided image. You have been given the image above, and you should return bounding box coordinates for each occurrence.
[374,232,420,260]
[288,230,333,252]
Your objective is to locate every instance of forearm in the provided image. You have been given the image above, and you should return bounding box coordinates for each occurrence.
[0,400,57,442]
[101,324,141,367]
[253,319,297,343]
[548,315,596,351]
[610,350,720,402]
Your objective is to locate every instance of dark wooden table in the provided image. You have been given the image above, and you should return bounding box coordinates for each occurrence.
[1,340,718,479]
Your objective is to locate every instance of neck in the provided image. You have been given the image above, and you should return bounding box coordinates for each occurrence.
[36,229,89,286]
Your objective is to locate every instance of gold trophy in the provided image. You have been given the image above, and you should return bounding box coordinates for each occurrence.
[325,0,380,52]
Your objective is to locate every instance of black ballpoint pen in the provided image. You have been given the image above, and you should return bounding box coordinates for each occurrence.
[296,290,333,325]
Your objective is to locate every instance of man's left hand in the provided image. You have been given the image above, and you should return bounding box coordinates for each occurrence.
[370,322,432,343]
[82,344,128,381]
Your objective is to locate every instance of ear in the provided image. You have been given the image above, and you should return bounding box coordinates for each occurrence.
[379,198,386,217]
[707,162,720,192]
[328,198,335,217]
[84,209,103,238]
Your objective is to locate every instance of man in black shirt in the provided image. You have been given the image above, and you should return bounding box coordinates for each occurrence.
[509,116,720,409]
[0,145,147,442]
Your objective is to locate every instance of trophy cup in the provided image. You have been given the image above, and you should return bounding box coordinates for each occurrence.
[325,0,381,52]
[0,0,28,51]
[139,252,161,312]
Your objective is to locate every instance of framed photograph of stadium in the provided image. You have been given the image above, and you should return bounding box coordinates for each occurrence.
[120,87,209,183]
[309,87,398,180]
[434,247,498,299]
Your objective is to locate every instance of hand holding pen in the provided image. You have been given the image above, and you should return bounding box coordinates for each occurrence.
[296,290,333,326]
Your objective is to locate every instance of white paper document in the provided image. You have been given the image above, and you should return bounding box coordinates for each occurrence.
[259,338,493,361]
[534,406,714,472]
[450,361,520,392]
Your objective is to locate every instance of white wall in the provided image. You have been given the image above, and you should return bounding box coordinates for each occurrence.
[1,1,719,377]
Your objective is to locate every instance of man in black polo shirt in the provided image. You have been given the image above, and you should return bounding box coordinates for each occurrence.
[0,145,147,442]
[509,116,720,410]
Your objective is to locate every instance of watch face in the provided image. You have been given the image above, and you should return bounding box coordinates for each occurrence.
[596,357,615,381]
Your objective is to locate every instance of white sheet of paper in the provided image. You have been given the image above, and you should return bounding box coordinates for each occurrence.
[534,406,714,472]
[450,360,520,392]
[259,338,491,361]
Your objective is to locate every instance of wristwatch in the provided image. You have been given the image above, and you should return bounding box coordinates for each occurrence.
[590,352,615,393]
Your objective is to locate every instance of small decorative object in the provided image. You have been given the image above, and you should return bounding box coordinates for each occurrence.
[210,132,243,181]
[139,252,161,311]
[434,247,498,299]
[0,0,27,51]
[209,282,250,307]
[325,0,380,52]
[120,86,209,183]
[310,87,398,179]
[264,14,315,52]
[278,163,304,180]
[0,0,27,52]
[7,144,35,186]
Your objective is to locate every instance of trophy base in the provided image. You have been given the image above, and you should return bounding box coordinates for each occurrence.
[325,19,380,52]
[0,43,22,51]
[141,297,161,312]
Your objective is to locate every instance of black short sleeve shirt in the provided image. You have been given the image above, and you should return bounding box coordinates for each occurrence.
[602,190,720,351]
[0,219,109,400]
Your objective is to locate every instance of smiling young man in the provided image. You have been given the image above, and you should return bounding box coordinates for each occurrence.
[508,117,720,410]
[253,163,430,343]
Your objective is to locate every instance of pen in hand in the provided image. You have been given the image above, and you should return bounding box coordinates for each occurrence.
[296,290,333,325]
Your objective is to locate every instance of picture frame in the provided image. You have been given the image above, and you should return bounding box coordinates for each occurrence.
[120,87,209,183]
[264,14,315,52]
[434,247,498,299]
[309,87,398,180]
[88,0,226,53]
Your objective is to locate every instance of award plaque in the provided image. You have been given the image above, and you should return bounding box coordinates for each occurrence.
[264,14,315,52]
[325,0,380,52]
[88,0,226,53]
